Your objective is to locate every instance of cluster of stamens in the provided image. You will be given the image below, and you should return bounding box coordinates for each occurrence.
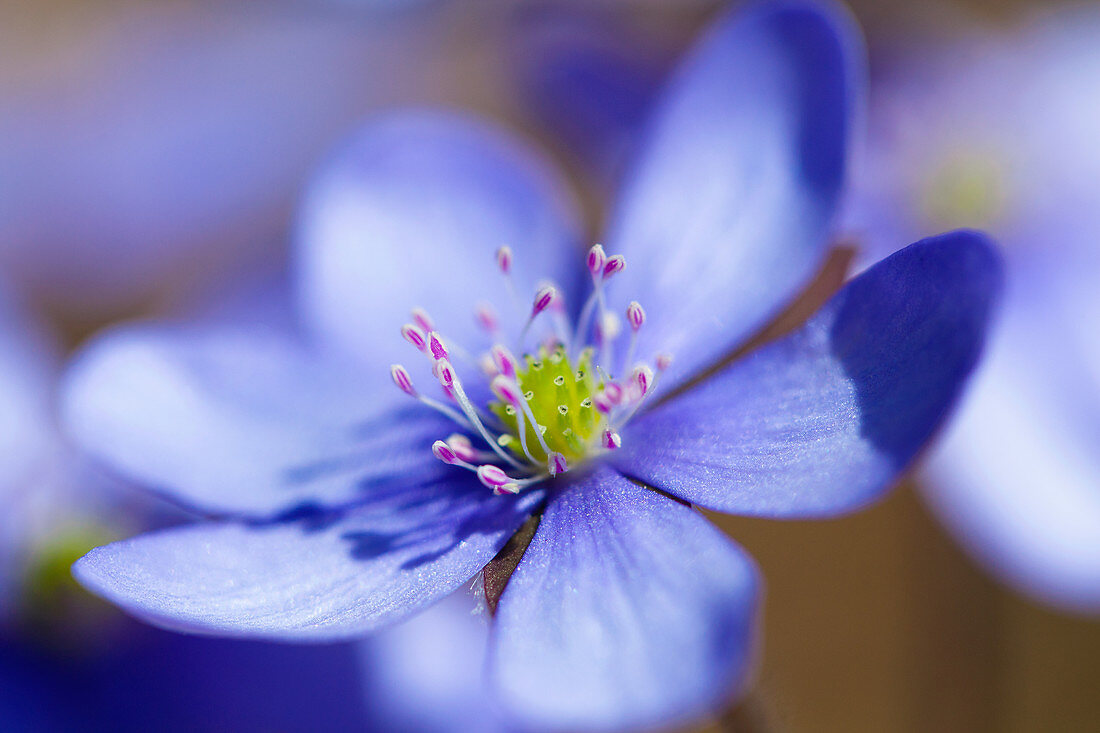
[390,244,670,494]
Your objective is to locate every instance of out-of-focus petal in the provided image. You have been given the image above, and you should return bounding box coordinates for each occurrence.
[923,271,1100,613]
[605,0,864,391]
[612,231,1001,518]
[0,4,439,315]
[359,593,518,733]
[74,479,541,641]
[510,7,671,191]
[296,112,583,372]
[62,323,454,518]
[490,467,759,732]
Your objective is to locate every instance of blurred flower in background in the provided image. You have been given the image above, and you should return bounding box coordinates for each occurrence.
[0,0,443,323]
[847,5,1100,613]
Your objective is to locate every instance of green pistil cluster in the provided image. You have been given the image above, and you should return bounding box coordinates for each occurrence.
[490,345,606,463]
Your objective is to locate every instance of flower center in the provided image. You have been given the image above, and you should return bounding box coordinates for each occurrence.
[491,344,602,464]
[390,244,670,494]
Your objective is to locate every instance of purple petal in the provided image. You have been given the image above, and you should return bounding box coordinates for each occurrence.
[605,0,864,390]
[296,112,583,370]
[490,467,759,731]
[359,593,516,733]
[612,231,1002,518]
[74,479,541,641]
[62,323,455,518]
[922,267,1100,612]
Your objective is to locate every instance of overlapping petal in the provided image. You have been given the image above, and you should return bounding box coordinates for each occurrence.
[605,0,864,390]
[359,593,516,733]
[62,323,453,518]
[74,477,541,641]
[612,231,1002,518]
[296,112,583,371]
[923,280,1100,612]
[490,467,759,732]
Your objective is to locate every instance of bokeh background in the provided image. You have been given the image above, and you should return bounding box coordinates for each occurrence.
[1,0,1098,730]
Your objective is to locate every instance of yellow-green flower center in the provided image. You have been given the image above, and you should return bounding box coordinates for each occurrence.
[490,345,608,463]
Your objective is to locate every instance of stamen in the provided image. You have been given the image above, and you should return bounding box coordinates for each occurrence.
[392,364,473,428]
[428,332,449,361]
[490,375,523,407]
[604,382,624,404]
[438,359,525,470]
[531,285,557,317]
[491,375,542,464]
[548,452,568,476]
[593,390,614,414]
[476,302,499,335]
[445,434,481,463]
[603,430,622,450]
[586,244,606,277]
[602,255,625,280]
[625,301,645,331]
[434,358,456,388]
[624,301,645,373]
[631,365,654,398]
[432,440,472,468]
[491,345,518,380]
[411,308,434,334]
[656,353,673,372]
[390,364,416,396]
[521,285,559,341]
[401,324,428,353]
[477,464,512,490]
[496,246,513,275]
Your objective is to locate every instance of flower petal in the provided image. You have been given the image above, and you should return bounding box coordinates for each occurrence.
[922,276,1100,612]
[62,323,454,518]
[605,0,864,390]
[612,231,1002,518]
[358,593,514,733]
[74,479,541,641]
[296,111,583,369]
[490,467,759,732]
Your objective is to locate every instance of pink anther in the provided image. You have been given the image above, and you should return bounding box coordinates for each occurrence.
[401,324,428,353]
[446,434,478,463]
[631,365,654,397]
[476,303,498,333]
[477,464,511,489]
[586,244,606,277]
[626,301,646,332]
[434,359,457,389]
[531,285,558,317]
[390,365,416,397]
[602,255,625,280]
[491,345,518,379]
[411,308,434,334]
[432,440,459,465]
[490,375,523,407]
[548,452,568,477]
[496,246,513,275]
[603,430,622,450]
[428,332,449,360]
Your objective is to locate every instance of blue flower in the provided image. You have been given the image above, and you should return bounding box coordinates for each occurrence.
[847,7,1100,613]
[64,2,1001,730]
